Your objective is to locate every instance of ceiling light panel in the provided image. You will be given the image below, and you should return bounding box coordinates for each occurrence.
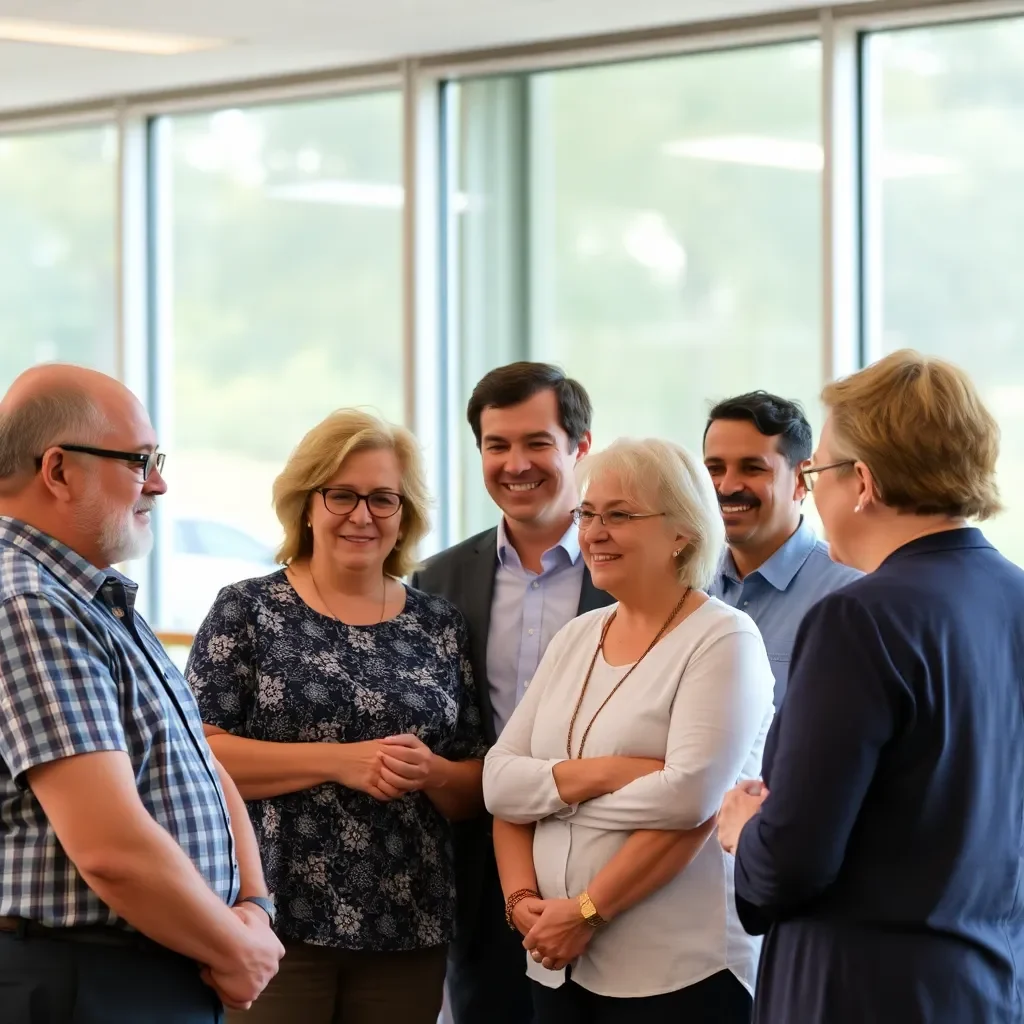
[0,17,227,54]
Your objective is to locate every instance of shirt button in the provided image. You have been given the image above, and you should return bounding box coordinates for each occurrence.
[113,607,125,618]
[528,629,535,636]
[743,601,749,607]
[524,679,531,689]
[531,581,540,589]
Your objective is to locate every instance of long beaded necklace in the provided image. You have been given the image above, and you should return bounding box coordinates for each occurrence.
[565,589,690,759]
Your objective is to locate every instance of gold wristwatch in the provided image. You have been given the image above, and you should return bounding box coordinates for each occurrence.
[577,891,606,929]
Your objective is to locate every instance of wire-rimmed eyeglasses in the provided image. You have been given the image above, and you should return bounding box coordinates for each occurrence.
[801,460,855,492]
[573,508,666,529]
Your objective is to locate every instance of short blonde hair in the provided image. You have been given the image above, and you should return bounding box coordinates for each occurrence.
[577,438,725,590]
[272,409,431,577]
[822,349,1002,521]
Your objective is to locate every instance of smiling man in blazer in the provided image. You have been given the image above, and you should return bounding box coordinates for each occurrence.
[412,361,612,1024]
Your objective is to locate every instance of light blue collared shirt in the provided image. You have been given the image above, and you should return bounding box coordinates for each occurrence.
[708,517,862,708]
[486,520,586,738]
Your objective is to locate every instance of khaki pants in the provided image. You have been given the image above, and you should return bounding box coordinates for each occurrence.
[229,941,447,1024]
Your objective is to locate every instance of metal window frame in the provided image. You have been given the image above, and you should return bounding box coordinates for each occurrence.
[1,0,1023,622]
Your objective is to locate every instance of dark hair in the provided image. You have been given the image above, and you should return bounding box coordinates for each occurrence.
[704,391,812,468]
[467,362,592,450]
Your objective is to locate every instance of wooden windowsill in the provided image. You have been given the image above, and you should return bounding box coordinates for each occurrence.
[155,631,196,647]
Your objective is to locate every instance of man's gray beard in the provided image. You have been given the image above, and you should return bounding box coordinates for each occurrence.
[79,494,155,566]
[103,513,153,565]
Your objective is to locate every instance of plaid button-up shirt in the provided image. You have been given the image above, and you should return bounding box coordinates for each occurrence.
[0,516,238,926]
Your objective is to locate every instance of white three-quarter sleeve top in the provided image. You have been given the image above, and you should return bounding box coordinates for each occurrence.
[482,597,775,998]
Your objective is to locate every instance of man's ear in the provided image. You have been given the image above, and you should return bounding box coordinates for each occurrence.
[37,448,74,503]
[794,459,810,503]
[574,431,593,462]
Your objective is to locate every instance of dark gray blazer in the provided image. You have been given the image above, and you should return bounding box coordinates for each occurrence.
[410,525,613,941]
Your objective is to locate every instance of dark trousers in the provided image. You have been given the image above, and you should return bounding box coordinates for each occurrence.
[446,849,533,1024]
[532,969,752,1024]
[226,941,447,1024]
[0,931,223,1024]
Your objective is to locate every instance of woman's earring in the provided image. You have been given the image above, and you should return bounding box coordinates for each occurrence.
[854,505,862,513]
[672,549,681,557]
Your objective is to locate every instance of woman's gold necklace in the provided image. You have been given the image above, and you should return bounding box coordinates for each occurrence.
[306,565,387,624]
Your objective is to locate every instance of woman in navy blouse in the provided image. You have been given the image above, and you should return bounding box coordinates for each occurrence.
[187,409,486,1024]
[717,349,1024,1024]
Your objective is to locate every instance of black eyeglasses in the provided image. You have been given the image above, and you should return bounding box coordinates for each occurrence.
[573,508,666,529]
[36,444,166,481]
[801,460,855,493]
[314,487,404,518]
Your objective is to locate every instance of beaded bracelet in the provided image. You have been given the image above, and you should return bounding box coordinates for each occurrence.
[504,887,540,930]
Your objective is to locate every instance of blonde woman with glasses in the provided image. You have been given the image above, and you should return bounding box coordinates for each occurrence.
[483,438,775,1024]
[186,409,486,1024]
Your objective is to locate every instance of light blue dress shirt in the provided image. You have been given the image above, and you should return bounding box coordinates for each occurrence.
[486,520,586,738]
[708,517,862,708]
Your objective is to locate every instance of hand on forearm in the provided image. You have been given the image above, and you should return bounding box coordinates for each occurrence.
[552,756,664,804]
[587,816,717,921]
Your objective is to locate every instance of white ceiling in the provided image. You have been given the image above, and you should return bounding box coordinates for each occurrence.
[0,0,844,115]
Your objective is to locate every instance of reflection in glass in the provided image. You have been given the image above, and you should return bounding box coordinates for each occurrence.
[864,17,1024,563]
[447,43,823,540]
[153,92,404,629]
[0,125,117,389]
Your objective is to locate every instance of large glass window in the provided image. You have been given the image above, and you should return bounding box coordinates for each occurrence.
[152,91,404,630]
[447,42,823,538]
[0,125,117,389]
[864,16,1024,563]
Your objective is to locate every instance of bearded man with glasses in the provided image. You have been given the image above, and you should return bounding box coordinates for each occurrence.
[0,363,283,1023]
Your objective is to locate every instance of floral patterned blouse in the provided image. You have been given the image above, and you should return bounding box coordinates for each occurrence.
[185,571,486,952]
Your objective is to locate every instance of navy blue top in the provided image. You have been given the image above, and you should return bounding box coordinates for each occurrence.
[187,572,486,952]
[735,528,1024,1024]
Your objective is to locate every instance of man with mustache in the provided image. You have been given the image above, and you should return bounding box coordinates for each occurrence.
[412,362,613,1024]
[0,364,284,1023]
[703,391,861,708]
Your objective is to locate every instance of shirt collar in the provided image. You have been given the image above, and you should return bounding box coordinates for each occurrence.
[496,517,581,570]
[720,517,819,592]
[0,516,135,604]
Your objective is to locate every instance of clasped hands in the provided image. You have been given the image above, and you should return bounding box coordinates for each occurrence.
[340,733,438,802]
[200,901,285,1011]
[717,778,770,854]
[503,778,769,982]
[512,895,594,973]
